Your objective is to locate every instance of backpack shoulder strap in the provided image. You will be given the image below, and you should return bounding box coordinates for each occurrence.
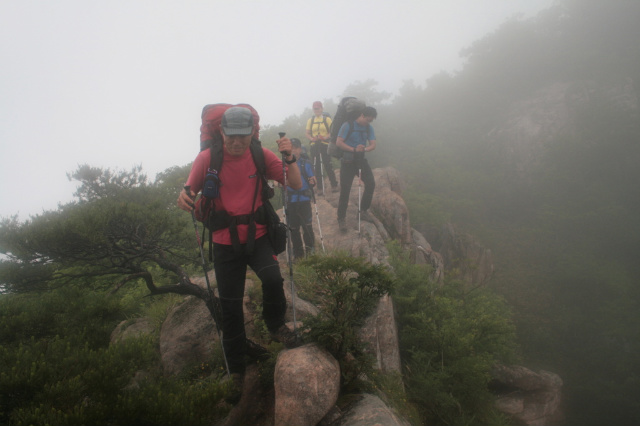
[249,140,266,176]
[309,115,330,135]
[298,157,309,181]
[345,121,354,142]
[248,139,273,202]
[209,136,224,173]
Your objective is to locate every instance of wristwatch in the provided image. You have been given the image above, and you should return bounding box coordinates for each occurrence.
[284,155,297,164]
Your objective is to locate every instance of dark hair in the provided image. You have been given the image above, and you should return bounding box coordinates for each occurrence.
[363,106,377,119]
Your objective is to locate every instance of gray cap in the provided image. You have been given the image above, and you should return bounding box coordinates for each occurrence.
[290,138,301,147]
[221,107,254,136]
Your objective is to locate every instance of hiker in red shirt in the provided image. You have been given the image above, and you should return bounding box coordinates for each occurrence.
[177,106,302,403]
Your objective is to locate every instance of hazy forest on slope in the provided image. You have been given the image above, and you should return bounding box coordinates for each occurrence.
[380,2,639,425]
[265,1,639,424]
[1,1,639,425]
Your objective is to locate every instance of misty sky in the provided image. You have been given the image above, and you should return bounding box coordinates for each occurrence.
[0,0,553,220]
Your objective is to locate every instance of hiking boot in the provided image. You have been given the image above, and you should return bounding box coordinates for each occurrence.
[359,210,374,222]
[222,373,244,405]
[269,324,301,348]
[338,218,347,234]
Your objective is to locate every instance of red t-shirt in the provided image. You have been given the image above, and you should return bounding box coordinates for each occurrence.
[186,146,286,245]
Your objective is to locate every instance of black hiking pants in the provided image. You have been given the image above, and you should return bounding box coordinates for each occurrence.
[337,157,375,221]
[288,200,315,259]
[213,235,287,375]
[311,142,338,190]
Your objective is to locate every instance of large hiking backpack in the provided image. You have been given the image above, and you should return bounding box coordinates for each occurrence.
[327,97,366,158]
[195,103,285,255]
[200,103,261,151]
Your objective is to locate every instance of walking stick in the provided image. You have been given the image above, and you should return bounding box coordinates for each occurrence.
[317,138,326,195]
[308,183,325,253]
[279,132,297,332]
[184,186,231,377]
[357,167,362,234]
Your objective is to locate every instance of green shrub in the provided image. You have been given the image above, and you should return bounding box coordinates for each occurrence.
[388,241,517,426]
[0,285,230,426]
[297,253,394,386]
[0,286,124,348]
[2,334,157,426]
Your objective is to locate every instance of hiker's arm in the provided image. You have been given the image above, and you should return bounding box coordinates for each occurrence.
[336,136,354,152]
[365,139,376,152]
[285,160,302,190]
[277,137,302,190]
[177,151,208,212]
[355,139,376,153]
[305,120,314,142]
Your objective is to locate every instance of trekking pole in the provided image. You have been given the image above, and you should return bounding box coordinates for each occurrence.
[184,186,231,377]
[357,167,362,234]
[308,183,325,253]
[317,137,325,195]
[278,132,297,332]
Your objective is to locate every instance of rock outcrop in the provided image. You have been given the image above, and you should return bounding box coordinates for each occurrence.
[491,364,564,426]
[110,317,155,344]
[438,223,494,287]
[274,344,340,426]
[159,294,218,376]
[358,294,401,373]
[332,394,411,426]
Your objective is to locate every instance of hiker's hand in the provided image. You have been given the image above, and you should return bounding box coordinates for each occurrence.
[178,188,196,212]
[277,137,292,157]
[355,144,366,153]
[308,176,316,187]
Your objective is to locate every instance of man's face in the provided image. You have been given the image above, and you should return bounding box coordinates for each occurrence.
[356,115,375,126]
[223,133,252,156]
[292,145,302,158]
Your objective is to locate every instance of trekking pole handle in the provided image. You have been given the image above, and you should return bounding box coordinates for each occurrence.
[279,132,292,159]
[183,185,195,209]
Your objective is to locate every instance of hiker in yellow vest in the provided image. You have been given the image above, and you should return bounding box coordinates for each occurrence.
[306,101,338,195]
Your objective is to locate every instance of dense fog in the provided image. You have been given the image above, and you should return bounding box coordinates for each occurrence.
[2,1,639,425]
[260,2,640,424]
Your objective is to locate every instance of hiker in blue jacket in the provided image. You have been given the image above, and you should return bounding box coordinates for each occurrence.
[286,138,316,259]
[335,106,377,233]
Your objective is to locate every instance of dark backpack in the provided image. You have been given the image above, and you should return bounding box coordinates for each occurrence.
[327,97,366,158]
[195,103,284,256]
